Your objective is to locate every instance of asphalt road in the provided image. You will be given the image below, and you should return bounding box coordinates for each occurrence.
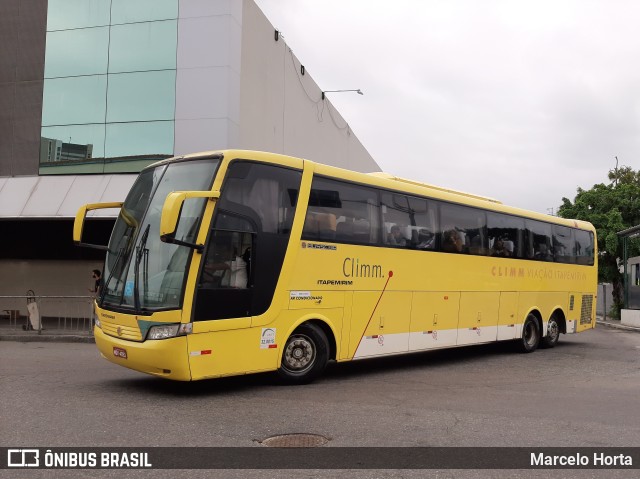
[1,325,639,479]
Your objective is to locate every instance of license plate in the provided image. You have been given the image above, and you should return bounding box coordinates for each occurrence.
[113,347,128,359]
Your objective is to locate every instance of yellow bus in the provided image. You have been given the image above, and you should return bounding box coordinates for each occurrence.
[74,150,597,383]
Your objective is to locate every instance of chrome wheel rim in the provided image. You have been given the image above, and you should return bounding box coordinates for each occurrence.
[547,320,559,343]
[282,334,316,374]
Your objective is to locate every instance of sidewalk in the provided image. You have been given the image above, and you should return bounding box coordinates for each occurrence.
[1,316,638,344]
[596,315,640,333]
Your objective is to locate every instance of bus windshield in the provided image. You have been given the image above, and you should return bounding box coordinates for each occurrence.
[101,158,220,313]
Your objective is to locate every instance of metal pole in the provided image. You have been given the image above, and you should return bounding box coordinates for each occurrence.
[624,237,629,310]
[603,284,607,322]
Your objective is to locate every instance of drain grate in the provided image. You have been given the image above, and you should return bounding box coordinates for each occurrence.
[260,433,329,448]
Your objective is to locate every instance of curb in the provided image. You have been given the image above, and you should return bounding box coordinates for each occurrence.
[596,320,640,333]
[0,333,95,343]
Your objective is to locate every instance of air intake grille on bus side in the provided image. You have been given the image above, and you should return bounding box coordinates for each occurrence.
[569,295,575,311]
[580,295,594,325]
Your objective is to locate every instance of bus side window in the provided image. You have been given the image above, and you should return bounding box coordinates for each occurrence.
[526,220,553,261]
[304,177,379,245]
[553,225,574,263]
[381,193,411,248]
[487,212,525,258]
[439,203,487,255]
[574,229,594,265]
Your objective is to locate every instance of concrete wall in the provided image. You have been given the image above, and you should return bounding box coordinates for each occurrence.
[0,0,47,176]
[0,259,101,319]
[173,0,243,155]
[621,309,640,327]
[238,0,379,173]
[596,283,614,317]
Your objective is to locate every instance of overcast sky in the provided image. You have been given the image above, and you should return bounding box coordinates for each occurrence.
[254,0,640,214]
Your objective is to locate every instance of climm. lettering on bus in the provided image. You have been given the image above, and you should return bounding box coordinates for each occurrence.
[343,257,383,278]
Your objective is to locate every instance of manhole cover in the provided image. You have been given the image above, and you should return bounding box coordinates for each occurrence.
[260,433,329,448]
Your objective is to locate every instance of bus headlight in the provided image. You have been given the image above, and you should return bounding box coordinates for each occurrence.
[147,323,192,340]
[94,317,101,329]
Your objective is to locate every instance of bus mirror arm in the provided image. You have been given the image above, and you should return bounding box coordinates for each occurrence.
[74,202,124,250]
[160,190,220,251]
[160,235,205,253]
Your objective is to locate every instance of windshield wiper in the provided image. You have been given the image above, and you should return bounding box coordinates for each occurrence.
[99,227,133,306]
[133,224,151,314]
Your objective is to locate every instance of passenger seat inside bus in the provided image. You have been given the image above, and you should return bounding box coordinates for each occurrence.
[315,213,336,240]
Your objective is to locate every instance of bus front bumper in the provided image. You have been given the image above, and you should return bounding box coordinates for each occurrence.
[94,326,192,381]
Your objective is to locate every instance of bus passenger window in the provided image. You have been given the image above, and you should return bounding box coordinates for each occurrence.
[439,203,487,255]
[526,220,553,261]
[487,212,524,258]
[304,177,379,245]
[381,193,412,248]
[574,229,594,265]
[416,229,435,249]
[442,229,465,253]
[553,225,574,263]
[387,225,408,246]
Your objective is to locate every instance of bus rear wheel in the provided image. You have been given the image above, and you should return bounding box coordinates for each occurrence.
[518,314,540,353]
[278,323,329,384]
[540,315,560,348]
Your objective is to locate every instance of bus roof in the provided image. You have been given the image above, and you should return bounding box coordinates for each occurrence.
[148,149,594,233]
[367,172,503,205]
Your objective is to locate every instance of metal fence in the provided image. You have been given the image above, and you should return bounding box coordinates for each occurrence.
[0,294,94,335]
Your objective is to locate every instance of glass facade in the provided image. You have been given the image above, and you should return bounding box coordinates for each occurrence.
[40,0,178,174]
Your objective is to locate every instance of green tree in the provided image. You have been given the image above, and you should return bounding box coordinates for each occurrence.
[558,166,640,315]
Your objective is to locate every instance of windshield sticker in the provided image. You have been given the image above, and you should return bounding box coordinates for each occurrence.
[260,328,277,349]
[124,281,134,298]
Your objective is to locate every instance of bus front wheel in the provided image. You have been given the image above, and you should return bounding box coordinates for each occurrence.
[278,323,329,384]
[518,314,540,353]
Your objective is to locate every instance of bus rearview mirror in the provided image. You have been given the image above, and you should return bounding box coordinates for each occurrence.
[160,190,220,245]
[73,202,124,250]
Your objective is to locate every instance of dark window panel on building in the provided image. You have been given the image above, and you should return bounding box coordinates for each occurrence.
[0,219,114,260]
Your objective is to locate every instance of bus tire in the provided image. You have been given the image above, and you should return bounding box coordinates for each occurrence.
[278,323,329,384]
[518,314,540,353]
[540,315,560,349]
